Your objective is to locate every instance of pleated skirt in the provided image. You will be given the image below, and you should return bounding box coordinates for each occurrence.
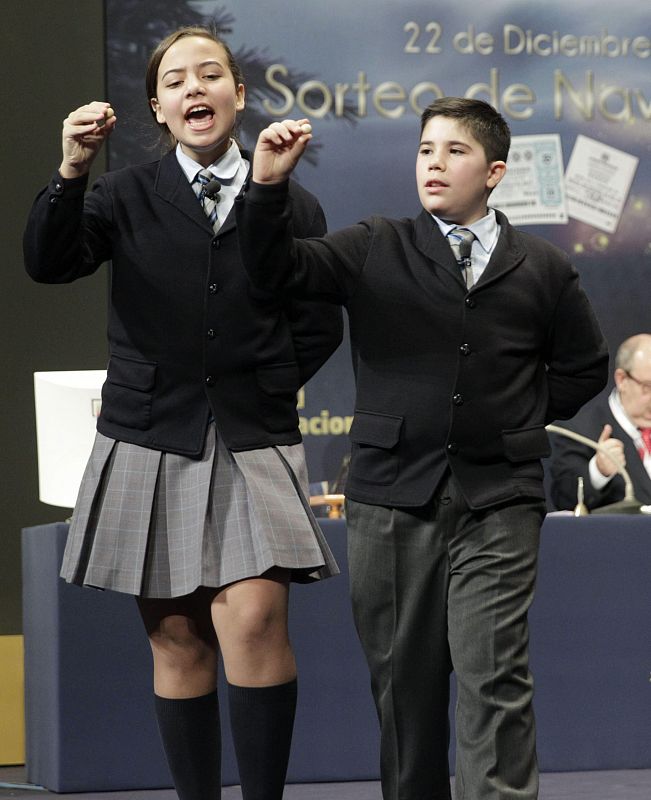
[60,424,339,598]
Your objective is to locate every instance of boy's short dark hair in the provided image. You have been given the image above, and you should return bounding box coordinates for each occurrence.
[420,98,511,164]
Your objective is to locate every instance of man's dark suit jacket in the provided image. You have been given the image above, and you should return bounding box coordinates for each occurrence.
[23,150,343,457]
[237,182,609,510]
[549,395,651,510]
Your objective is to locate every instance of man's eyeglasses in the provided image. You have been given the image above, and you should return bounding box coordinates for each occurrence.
[624,370,651,394]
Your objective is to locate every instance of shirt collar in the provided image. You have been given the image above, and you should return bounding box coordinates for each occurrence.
[175,140,244,183]
[609,388,641,440]
[432,208,499,255]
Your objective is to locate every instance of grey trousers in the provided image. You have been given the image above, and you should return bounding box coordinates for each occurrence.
[346,473,544,800]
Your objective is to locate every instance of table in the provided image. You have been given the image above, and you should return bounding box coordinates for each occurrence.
[21,515,651,791]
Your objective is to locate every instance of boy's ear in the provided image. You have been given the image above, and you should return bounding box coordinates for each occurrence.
[487,160,507,190]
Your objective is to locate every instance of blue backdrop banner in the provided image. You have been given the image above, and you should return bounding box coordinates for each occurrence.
[106,0,651,483]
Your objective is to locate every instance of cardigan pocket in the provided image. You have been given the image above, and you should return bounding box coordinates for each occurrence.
[349,410,403,485]
[100,354,157,431]
[256,361,301,432]
[502,425,551,462]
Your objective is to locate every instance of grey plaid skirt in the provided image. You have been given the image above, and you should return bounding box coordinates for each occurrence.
[60,424,339,598]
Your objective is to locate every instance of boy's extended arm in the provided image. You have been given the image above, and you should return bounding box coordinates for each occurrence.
[239,119,367,302]
[238,118,316,295]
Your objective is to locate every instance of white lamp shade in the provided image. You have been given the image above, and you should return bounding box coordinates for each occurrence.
[33,370,107,508]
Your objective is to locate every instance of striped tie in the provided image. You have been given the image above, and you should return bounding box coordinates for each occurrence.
[194,169,219,230]
[448,227,476,288]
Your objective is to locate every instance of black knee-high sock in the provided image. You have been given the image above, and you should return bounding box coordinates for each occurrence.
[228,679,297,800]
[154,690,221,800]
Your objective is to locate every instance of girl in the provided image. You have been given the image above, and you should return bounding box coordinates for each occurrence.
[24,25,342,800]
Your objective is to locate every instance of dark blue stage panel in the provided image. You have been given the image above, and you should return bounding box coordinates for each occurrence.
[530,515,651,772]
[22,516,651,792]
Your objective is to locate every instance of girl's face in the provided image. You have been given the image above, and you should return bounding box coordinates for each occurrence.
[150,36,245,167]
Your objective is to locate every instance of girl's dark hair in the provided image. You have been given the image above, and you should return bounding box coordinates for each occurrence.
[420,97,510,163]
[145,26,244,145]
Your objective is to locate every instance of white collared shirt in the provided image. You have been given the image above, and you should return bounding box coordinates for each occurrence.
[433,208,500,285]
[176,140,249,232]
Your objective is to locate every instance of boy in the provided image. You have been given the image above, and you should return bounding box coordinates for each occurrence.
[236,98,608,799]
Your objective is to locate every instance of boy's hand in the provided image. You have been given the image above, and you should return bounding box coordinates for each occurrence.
[59,101,116,179]
[252,118,312,185]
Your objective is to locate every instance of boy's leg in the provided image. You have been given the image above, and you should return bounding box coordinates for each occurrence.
[346,498,453,800]
[446,479,544,800]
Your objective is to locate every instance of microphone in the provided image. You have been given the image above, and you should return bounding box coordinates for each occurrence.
[546,423,643,514]
[203,178,221,200]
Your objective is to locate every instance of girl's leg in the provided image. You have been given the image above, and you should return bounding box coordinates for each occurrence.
[137,588,221,800]
[211,568,296,800]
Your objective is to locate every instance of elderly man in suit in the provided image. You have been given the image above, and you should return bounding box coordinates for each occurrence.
[550,333,651,511]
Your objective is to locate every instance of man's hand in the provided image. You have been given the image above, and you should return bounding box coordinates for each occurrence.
[252,118,312,185]
[595,423,626,477]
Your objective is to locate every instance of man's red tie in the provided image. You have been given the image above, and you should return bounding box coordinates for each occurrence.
[638,427,651,459]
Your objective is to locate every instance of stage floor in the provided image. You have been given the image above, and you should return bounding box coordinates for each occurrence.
[1,766,650,800]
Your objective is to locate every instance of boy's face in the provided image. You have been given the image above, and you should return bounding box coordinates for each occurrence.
[416,116,506,226]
